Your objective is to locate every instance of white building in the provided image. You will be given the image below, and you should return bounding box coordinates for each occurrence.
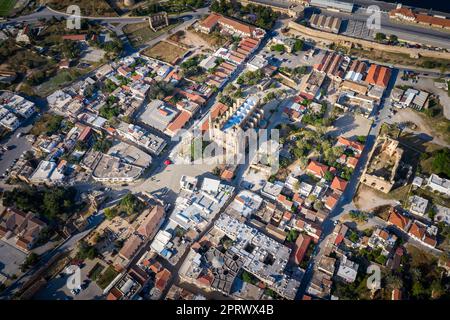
[434,205,450,225]
[0,113,20,130]
[336,256,359,283]
[29,161,57,184]
[228,190,263,218]
[2,94,36,119]
[409,195,428,216]
[427,174,450,196]
[47,90,73,110]
[246,54,267,72]
[260,181,283,200]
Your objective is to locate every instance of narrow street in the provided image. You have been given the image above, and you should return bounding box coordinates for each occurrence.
[295,66,398,298]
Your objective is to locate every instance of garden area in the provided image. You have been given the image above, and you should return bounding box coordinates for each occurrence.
[211,0,279,30]
[103,193,146,222]
[96,265,119,290]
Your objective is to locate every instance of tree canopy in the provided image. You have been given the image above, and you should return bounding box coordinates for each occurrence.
[2,186,77,221]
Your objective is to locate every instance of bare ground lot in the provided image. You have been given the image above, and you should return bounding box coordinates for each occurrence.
[349,46,450,72]
[0,240,26,278]
[327,113,372,140]
[123,21,180,47]
[389,108,450,147]
[184,27,231,49]
[141,41,188,65]
[353,184,408,211]
[169,29,214,51]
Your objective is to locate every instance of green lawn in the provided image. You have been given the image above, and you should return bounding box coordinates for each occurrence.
[96,266,119,289]
[37,67,93,97]
[0,0,15,17]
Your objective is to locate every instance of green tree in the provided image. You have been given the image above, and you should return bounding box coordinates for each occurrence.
[104,207,118,220]
[271,44,285,52]
[431,148,450,178]
[292,39,304,53]
[324,171,334,182]
[389,34,398,42]
[375,33,386,42]
[21,253,39,272]
[77,241,98,260]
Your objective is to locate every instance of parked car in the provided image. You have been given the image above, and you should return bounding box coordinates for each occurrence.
[71,288,81,296]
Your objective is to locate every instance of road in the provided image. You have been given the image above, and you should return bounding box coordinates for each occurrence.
[3,6,207,27]
[339,0,450,16]
[320,7,450,49]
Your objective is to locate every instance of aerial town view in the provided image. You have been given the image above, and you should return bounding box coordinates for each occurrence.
[0,0,449,312]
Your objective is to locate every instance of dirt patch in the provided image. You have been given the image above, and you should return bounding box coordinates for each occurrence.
[349,46,450,71]
[406,244,440,263]
[124,21,180,47]
[372,204,393,221]
[353,184,403,211]
[327,113,372,139]
[169,29,213,50]
[141,41,188,65]
[186,27,231,48]
[390,108,450,147]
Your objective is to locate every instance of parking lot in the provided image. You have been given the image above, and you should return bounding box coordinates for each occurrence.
[0,240,27,278]
[33,259,104,300]
[0,116,36,178]
[261,43,319,70]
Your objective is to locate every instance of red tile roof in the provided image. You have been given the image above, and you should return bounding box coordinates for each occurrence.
[218,15,254,36]
[294,233,312,265]
[347,156,358,169]
[137,206,165,238]
[283,211,293,221]
[415,14,450,28]
[155,269,171,292]
[166,110,191,135]
[292,193,304,206]
[277,194,293,209]
[365,64,391,88]
[391,288,402,300]
[331,176,348,193]
[107,287,123,300]
[199,13,221,29]
[334,234,345,246]
[325,193,339,210]
[62,34,87,41]
[388,210,410,230]
[408,221,425,239]
[389,8,416,19]
[337,136,364,153]
[423,235,437,248]
[221,169,234,181]
[306,160,329,178]
[78,126,92,142]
